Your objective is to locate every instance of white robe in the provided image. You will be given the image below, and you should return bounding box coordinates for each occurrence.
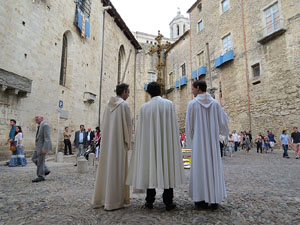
[92,96,132,210]
[186,93,229,204]
[127,96,186,189]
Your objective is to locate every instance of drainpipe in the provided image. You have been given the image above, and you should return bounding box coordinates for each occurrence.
[241,0,252,131]
[98,5,112,128]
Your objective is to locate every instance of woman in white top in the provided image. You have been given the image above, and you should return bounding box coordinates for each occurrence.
[8,126,27,167]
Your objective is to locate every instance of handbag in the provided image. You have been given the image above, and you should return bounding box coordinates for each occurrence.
[10,145,17,152]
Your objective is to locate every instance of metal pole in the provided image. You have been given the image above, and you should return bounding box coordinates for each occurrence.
[98,9,106,128]
[55,109,60,162]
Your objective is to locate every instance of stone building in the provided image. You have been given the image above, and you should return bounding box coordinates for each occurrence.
[185,0,300,136]
[0,0,141,160]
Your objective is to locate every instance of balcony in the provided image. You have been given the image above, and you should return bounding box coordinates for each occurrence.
[0,68,32,97]
[192,70,197,79]
[176,80,180,88]
[144,83,148,91]
[198,66,207,76]
[180,76,188,86]
[215,50,234,68]
[257,19,286,44]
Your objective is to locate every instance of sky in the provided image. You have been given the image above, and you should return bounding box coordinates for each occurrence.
[111,0,196,38]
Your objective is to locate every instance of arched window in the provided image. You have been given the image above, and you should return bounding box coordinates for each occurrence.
[59,33,68,86]
[118,45,126,84]
[177,25,180,36]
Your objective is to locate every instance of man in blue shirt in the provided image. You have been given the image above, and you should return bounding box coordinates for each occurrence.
[6,119,16,146]
[280,130,290,158]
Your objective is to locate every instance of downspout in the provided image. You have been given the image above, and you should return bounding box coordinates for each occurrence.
[98,6,111,127]
[189,29,193,100]
[133,48,137,130]
[241,0,252,131]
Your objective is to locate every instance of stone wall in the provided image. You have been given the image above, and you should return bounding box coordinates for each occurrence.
[188,0,300,139]
[0,0,138,160]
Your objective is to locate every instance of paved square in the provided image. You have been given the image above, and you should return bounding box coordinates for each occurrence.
[1,150,300,225]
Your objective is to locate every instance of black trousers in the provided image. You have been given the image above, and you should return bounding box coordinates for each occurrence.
[256,143,262,153]
[64,139,72,154]
[146,188,173,206]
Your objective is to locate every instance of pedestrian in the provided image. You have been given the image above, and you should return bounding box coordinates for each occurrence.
[185,80,229,210]
[255,133,263,153]
[244,132,251,154]
[8,126,27,167]
[228,134,234,157]
[219,135,225,157]
[291,127,300,159]
[267,130,276,153]
[73,125,87,166]
[92,83,132,211]
[280,130,290,158]
[181,133,185,148]
[63,127,72,155]
[263,135,270,154]
[86,128,95,146]
[32,115,52,183]
[232,130,239,152]
[94,127,101,158]
[127,82,185,211]
[5,119,17,164]
[248,130,253,147]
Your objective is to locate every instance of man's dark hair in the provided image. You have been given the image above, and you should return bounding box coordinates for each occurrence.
[116,83,129,96]
[147,82,161,97]
[193,80,207,92]
[293,127,298,129]
[80,125,84,128]
[282,130,286,134]
[10,119,16,124]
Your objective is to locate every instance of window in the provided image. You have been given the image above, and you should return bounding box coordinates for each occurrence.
[198,20,203,32]
[252,63,260,78]
[169,72,174,85]
[177,25,180,36]
[59,34,68,86]
[75,0,92,17]
[118,45,125,84]
[264,3,280,35]
[221,0,229,13]
[222,33,232,52]
[183,24,186,33]
[147,72,157,83]
[181,64,186,76]
[197,51,205,67]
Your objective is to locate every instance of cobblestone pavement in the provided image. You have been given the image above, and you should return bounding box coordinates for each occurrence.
[0,149,300,225]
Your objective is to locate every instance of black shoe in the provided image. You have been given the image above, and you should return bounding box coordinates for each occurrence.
[144,203,153,209]
[45,171,51,176]
[74,164,77,166]
[195,201,208,210]
[32,177,45,183]
[210,203,219,210]
[166,203,176,211]
[286,156,290,158]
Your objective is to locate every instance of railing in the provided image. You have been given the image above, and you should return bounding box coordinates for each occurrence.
[257,18,286,44]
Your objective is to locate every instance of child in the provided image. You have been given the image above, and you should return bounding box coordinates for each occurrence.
[263,136,270,153]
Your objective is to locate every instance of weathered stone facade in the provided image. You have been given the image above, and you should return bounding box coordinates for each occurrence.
[0,0,140,160]
[184,0,300,137]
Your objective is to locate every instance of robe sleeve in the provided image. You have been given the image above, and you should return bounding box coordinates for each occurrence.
[185,102,194,149]
[217,103,229,137]
[123,103,132,152]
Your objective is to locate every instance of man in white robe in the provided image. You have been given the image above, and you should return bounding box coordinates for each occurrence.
[92,83,132,211]
[186,80,229,210]
[127,82,186,211]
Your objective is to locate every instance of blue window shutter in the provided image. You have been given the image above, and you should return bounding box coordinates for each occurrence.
[77,9,82,30]
[85,18,90,37]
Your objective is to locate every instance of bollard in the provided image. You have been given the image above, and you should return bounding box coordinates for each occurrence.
[77,158,88,174]
[57,152,64,163]
[89,153,95,166]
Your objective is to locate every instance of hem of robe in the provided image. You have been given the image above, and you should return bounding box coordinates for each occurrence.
[91,201,129,211]
[130,183,184,190]
[189,194,227,204]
